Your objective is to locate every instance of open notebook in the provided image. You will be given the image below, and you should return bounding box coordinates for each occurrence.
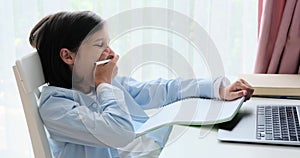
[135,97,245,137]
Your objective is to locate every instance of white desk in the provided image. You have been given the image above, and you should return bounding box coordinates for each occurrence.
[160,97,300,158]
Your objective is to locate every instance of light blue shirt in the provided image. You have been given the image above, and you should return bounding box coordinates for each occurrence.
[39,76,228,158]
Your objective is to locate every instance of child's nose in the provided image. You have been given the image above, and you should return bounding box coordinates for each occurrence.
[104,47,110,53]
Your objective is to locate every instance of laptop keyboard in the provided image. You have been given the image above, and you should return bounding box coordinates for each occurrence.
[256,105,300,141]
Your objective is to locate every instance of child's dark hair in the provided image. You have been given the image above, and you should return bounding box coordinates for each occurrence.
[29,11,103,89]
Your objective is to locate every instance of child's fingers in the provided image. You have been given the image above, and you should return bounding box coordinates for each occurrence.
[101,54,119,70]
[240,78,251,86]
[232,80,253,92]
[238,79,254,98]
[229,90,246,100]
[231,82,249,92]
[110,54,119,64]
[98,51,109,61]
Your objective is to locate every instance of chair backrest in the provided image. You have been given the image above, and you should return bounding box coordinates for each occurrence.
[13,52,52,158]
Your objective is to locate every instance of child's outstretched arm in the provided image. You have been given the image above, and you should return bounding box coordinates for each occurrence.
[115,76,246,110]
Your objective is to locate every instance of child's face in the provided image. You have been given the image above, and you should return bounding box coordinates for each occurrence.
[72,26,112,90]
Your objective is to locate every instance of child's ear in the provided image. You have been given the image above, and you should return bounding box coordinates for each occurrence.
[60,48,76,65]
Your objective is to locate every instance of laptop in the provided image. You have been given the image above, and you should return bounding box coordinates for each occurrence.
[218,101,300,146]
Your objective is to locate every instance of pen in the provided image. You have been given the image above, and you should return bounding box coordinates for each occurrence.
[95,59,111,65]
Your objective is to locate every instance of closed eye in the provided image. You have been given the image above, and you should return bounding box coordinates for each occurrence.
[94,44,104,48]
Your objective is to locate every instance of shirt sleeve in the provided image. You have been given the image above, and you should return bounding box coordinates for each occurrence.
[115,76,230,110]
[39,84,135,148]
[213,76,231,100]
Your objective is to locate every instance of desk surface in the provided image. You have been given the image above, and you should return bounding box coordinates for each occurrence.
[160,97,300,158]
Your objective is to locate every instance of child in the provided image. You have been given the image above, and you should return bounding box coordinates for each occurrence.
[29,11,253,158]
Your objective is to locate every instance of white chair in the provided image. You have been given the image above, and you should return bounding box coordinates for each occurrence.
[13,52,52,158]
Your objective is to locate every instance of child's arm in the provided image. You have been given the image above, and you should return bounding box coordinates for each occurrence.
[115,76,229,110]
